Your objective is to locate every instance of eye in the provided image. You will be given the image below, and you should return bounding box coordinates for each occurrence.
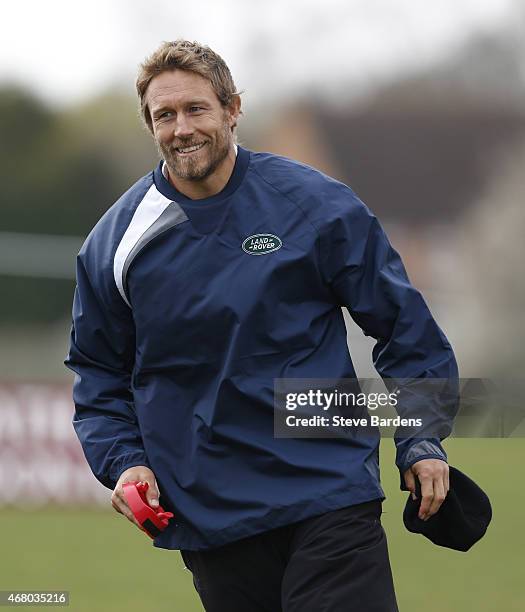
[157,111,174,120]
[189,106,204,113]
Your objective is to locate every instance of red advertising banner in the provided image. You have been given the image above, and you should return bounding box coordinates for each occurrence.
[0,383,108,505]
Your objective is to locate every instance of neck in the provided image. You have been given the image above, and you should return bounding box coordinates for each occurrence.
[166,144,237,200]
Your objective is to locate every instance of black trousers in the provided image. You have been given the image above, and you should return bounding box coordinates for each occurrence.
[180,500,399,612]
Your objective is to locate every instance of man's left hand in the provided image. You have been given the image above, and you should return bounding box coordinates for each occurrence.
[403,459,449,521]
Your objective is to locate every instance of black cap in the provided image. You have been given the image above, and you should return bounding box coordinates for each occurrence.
[403,466,492,552]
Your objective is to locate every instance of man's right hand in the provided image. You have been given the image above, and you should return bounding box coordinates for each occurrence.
[111,465,160,532]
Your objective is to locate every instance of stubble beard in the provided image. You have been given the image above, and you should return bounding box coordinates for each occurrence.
[158,119,232,183]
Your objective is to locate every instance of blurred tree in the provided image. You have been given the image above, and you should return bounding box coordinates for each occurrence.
[0,86,156,323]
[0,86,142,237]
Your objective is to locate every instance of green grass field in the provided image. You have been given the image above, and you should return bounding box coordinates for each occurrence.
[1,440,523,611]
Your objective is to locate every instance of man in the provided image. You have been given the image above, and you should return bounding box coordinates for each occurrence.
[65,40,457,611]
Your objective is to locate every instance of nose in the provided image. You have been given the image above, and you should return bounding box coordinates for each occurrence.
[173,113,194,139]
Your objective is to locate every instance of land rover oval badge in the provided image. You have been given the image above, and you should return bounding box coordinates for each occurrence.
[242,233,282,255]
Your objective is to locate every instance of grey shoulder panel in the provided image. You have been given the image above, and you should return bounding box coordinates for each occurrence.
[122,202,188,298]
[113,183,188,307]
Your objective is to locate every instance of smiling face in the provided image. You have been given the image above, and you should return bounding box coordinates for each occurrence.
[146,69,240,183]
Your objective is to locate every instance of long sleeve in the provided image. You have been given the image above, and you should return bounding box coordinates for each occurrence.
[64,252,149,490]
[318,186,459,485]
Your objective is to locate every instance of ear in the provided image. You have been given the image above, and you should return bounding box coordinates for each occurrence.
[227,94,242,129]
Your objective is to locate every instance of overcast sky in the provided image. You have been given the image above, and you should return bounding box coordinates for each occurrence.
[0,0,520,108]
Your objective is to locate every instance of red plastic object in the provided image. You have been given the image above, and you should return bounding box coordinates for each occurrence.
[122,481,174,539]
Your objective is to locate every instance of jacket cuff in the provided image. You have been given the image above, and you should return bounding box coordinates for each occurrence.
[396,439,447,490]
[109,451,151,488]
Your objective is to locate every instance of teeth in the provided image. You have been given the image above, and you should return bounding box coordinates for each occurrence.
[176,142,205,154]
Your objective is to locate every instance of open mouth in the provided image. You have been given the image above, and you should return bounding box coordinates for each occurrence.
[175,142,207,155]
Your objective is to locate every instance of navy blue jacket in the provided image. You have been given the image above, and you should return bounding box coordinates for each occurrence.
[65,146,458,550]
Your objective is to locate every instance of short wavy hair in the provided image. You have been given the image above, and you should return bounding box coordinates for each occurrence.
[136,39,240,131]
